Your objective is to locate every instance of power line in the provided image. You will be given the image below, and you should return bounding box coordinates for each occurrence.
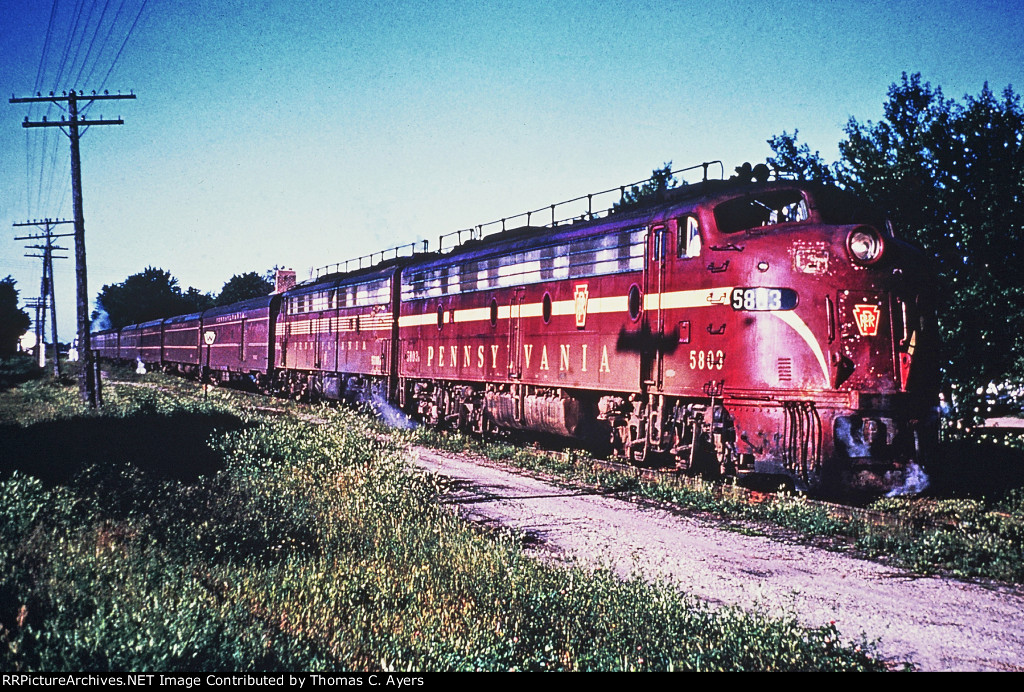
[81,0,130,89]
[25,1,149,217]
[33,0,61,95]
[95,0,149,95]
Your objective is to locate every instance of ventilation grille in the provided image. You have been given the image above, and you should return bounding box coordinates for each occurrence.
[777,357,793,382]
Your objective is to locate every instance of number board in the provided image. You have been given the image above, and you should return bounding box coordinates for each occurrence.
[730,287,798,311]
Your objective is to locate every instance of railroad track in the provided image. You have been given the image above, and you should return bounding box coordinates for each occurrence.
[581,456,917,533]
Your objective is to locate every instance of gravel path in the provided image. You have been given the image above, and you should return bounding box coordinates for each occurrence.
[409,447,1024,672]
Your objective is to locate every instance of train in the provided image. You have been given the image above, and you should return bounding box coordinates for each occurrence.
[93,162,939,495]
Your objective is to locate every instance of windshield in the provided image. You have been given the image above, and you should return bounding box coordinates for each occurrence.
[811,185,889,231]
[714,190,810,234]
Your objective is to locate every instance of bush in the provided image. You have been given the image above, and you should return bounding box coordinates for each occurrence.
[0,354,43,390]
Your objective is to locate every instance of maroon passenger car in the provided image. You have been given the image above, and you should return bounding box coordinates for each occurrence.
[92,329,120,361]
[201,295,280,388]
[161,312,202,375]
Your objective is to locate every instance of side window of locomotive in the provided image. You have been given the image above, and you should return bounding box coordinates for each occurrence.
[678,216,701,258]
[568,229,643,278]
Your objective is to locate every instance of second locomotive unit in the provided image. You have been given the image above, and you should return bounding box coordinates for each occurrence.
[94,163,939,494]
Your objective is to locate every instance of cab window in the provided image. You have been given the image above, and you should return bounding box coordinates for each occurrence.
[678,216,701,258]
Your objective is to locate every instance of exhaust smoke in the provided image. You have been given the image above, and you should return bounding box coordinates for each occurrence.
[886,461,930,497]
[91,308,112,333]
[834,416,870,457]
[371,392,417,430]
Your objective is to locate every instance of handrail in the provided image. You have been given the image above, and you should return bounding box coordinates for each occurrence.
[436,161,723,253]
[312,160,726,277]
[313,240,428,279]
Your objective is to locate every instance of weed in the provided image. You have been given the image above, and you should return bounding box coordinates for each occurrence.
[0,378,887,671]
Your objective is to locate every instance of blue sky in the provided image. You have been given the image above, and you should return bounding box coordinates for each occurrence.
[1,0,1021,340]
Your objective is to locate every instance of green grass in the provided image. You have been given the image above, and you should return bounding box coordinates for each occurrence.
[0,376,888,671]
[0,354,44,390]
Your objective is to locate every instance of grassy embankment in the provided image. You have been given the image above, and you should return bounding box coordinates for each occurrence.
[0,371,886,671]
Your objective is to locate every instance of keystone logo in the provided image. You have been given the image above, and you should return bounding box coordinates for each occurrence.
[853,304,880,336]
[574,284,589,328]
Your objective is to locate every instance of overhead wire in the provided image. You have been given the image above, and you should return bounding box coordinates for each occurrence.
[81,0,130,91]
[71,0,114,90]
[24,0,146,219]
[27,0,61,218]
[32,0,61,95]
[94,0,149,96]
[50,0,88,92]
[33,0,83,216]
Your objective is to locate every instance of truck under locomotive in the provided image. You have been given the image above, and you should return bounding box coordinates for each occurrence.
[93,166,938,494]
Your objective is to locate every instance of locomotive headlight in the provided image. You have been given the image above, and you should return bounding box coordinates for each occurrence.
[847,226,885,265]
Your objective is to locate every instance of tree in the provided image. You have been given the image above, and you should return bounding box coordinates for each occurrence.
[182,286,215,313]
[0,276,31,356]
[765,131,835,184]
[767,73,1024,409]
[615,162,681,210]
[94,267,204,329]
[216,271,273,306]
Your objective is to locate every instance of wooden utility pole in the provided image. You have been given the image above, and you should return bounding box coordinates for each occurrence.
[15,220,72,378]
[10,90,135,406]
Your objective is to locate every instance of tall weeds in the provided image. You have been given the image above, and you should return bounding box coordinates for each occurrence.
[0,382,886,671]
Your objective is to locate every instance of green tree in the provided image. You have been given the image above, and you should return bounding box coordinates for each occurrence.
[765,131,835,184]
[615,162,681,210]
[181,286,215,313]
[767,73,1024,410]
[94,267,202,329]
[216,271,274,306]
[0,276,31,356]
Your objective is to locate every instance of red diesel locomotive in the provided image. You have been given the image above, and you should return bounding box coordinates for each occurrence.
[396,174,937,492]
[93,164,938,493]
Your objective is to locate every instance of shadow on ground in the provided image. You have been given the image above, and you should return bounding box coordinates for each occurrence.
[925,439,1024,498]
[0,411,247,486]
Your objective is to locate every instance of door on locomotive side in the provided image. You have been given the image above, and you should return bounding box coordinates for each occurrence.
[642,214,708,396]
[647,210,729,397]
[643,223,668,390]
[506,286,525,380]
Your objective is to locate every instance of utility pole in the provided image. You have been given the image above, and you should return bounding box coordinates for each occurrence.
[11,90,135,407]
[16,220,71,378]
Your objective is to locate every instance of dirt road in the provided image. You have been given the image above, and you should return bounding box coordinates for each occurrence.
[410,447,1024,671]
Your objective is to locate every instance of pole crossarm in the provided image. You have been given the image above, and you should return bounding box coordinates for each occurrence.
[10,92,136,104]
[23,118,125,128]
[14,219,73,228]
[15,235,74,242]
